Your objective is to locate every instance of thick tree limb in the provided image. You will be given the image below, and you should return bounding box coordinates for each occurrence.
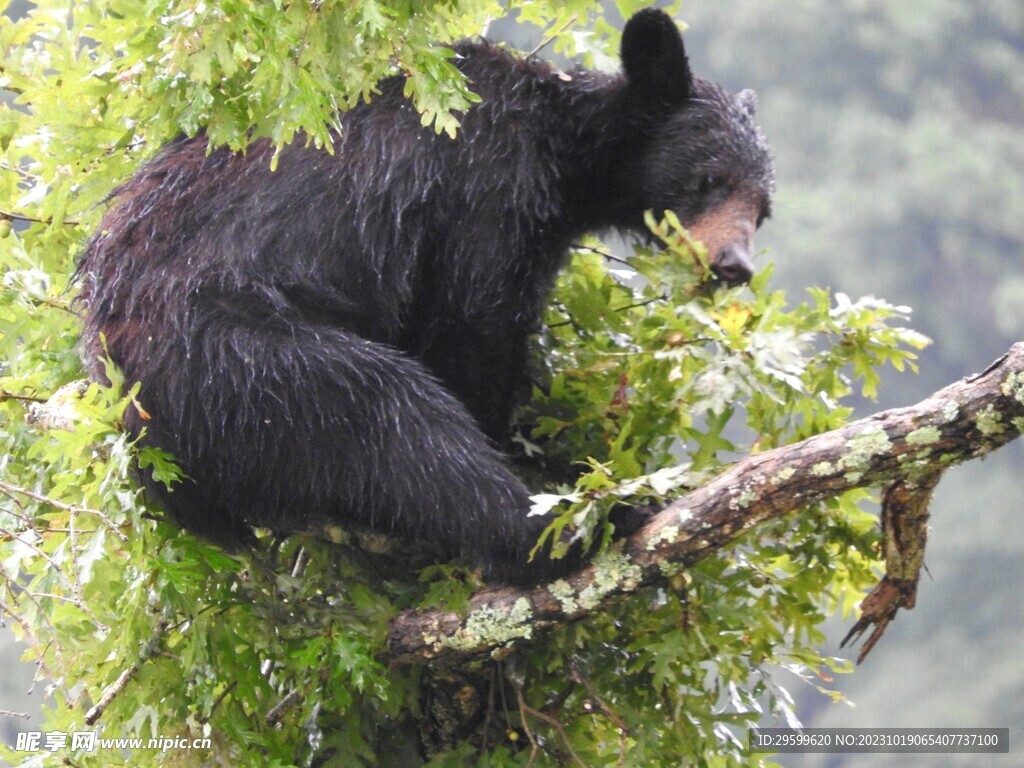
[388,342,1024,666]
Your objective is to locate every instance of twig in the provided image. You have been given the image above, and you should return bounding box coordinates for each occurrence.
[34,296,80,316]
[0,525,103,628]
[0,480,129,543]
[0,596,60,686]
[290,545,309,578]
[203,681,238,723]
[84,617,170,725]
[512,688,585,765]
[514,686,540,767]
[266,689,303,727]
[569,661,629,764]
[528,15,579,58]
[0,208,80,227]
[547,294,669,329]
[0,390,48,404]
[569,241,634,268]
[0,709,32,719]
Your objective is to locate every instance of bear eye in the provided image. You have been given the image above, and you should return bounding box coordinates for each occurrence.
[696,175,716,194]
[695,175,728,196]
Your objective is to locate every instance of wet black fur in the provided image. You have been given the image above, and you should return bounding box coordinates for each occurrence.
[76,10,774,584]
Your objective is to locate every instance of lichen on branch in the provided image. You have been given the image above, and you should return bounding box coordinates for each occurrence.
[388,343,1024,666]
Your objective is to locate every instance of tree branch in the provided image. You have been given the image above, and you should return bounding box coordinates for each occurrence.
[840,472,938,662]
[388,342,1024,666]
[84,617,169,725]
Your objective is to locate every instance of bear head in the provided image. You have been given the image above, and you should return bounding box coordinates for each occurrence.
[618,9,775,285]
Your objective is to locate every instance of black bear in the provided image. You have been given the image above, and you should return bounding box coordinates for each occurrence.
[77,9,774,584]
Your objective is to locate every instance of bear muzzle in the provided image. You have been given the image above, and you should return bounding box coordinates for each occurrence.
[710,243,755,286]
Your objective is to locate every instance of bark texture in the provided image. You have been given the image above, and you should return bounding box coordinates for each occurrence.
[389,343,1024,666]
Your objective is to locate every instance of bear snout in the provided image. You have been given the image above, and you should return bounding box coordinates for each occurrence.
[710,243,755,286]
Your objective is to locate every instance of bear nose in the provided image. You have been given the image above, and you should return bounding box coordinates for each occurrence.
[710,245,754,286]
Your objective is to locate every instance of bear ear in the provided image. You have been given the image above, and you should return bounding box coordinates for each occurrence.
[620,9,692,106]
[736,89,759,118]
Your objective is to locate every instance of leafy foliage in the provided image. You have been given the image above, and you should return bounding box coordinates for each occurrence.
[2,1,928,765]
[682,1,1024,379]
[671,2,1024,747]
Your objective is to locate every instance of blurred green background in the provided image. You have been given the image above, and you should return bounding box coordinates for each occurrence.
[2,1,1022,765]
[682,2,1023,766]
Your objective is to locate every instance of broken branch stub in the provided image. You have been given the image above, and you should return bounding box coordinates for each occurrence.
[388,343,1024,667]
